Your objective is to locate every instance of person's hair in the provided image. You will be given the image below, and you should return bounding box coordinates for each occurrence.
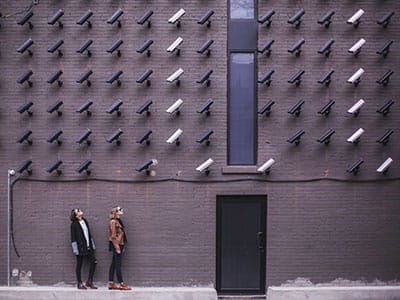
[109,206,120,220]
[70,209,79,221]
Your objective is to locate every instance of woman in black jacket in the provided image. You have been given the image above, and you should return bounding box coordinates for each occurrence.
[70,208,97,289]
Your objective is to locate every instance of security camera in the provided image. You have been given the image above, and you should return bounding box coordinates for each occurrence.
[198,9,214,27]
[346,128,364,144]
[16,159,33,175]
[168,8,185,27]
[288,9,305,28]
[346,68,364,86]
[347,9,364,27]
[16,129,33,145]
[258,100,275,116]
[106,99,123,116]
[136,69,153,86]
[167,37,183,55]
[136,159,158,174]
[346,158,363,175]
[137,10,153,28]
[258,39,274,56]
[376,70,394,86]
[197,69,213,86]
[288,99,305,117]
[107,8,123,27]
[376,40,393,57]
[317,129,335,145]
[197,98,214,115]
[288,69,304,86]
[76,128,92,145]
[166,68,184,85]
[166,128,183,145]
[17,101,34,116]
[166,99,183,115]
[76,159,92,175]
[288,38,305,56]
[48,9,64,27]
[258,69,274,86]
[106,70,123,86]
[76,10,93,28]
[287,129,305,145]
[348,38,366,55]
[47,128,63,145]
[107,39,123,57]
[136,39,153,56]
[46,160,62,175]
[318,10,335,28]
[48,39,64,56]
[376,129,393,145]
[136,100,153,115]
[76,69,93,86]
[196,158,214,175]
[76,100,93,116]
[47,100,63,116]
[318,69,334,86]
[197,39,214,56]
[318,39,335,57]
[376,99,394,116]
[376,157,393,174]
[196,129,213,145]
[318,99,335,116]
[136,130,152,145]
[347,99,365,116]
[47,69,63,87]
[377,11,394,28]
[17,70,33,87]
[257,158,275,174]
[258,9,275,26]
[17,10,34,29]
[17,38,34,56]
[76,38,93,56]
[106,129,123,145]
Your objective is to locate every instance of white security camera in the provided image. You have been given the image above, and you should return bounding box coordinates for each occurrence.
[166,99,183,114]
[168,8,185,25]
[347,68,364,85]
[196,158,214,175]
[167,37,183,54]
[347,99,365,116]
[348,38,366,54]
[347,128,364,144]
[8,170,16,176]
[347,9,365,26]
[166,68,184,83]
[376,157,393,173]
[257,158,275,173]
[166,128,183,145]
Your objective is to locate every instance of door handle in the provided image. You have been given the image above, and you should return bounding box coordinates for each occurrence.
[257,231,264,251]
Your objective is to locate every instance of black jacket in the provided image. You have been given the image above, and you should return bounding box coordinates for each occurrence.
[70,218,96,256]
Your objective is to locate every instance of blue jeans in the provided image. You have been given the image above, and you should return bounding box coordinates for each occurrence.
[109,244,124,283]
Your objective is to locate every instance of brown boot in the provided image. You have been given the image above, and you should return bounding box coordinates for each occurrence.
[119,282,132,290]
[85,279,98,289]
[108,282,119,290]
[77,282,87,290]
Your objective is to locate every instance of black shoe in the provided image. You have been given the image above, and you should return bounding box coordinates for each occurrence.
[77,282,87,290]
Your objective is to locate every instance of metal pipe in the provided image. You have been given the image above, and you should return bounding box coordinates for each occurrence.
[7,169,15,286]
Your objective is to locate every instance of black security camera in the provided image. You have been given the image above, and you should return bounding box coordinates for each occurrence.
[76,100,93,116]
[318,69,334,86]
[17,70,33,87]
[48,9,64,28]
[106,129,123,145]
[106,99,123,116]
[48,39,64,56]
[47,69,63,87]
[136,69,153,86]
[318,39,335,57]
[287,129,305,145]
[17,10,34,29]
[77,10,93,28]
[47,100,63,116]
[76,160,92,175]
[46,160,63,175]
[136,39,153,57]
[196,69,213,86]
[136,100,152,115]
[137,10,153,28]
[258,100,275,116]
[288,69,305,86]
[317,129,335,145]
[76,129,92,145]
[258,69,274,86]
[16,159,33,175]
[288,99,305,117]
[76,69,93,86]
[16,129,33,145]
[196,129,214,146]
[77,39,93,56]
[107,8,123,27]
[17,101,34,116]
[288,9,305,28]
[107,39,123,57]
[136,130,152,145]
[106,70,123,86]
[17,38,34,56]
[197,99,214,116]
[318,100,335,116]
[198,10,214,27]
[47,128,63,145]
[197,39,214,56]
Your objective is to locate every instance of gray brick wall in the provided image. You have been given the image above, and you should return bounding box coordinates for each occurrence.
[0,0,398,288]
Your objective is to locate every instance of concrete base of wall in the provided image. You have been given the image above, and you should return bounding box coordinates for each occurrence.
[267,286,400,300]
[0,287,218,300]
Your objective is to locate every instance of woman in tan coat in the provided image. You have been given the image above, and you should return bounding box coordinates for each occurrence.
[108,206,131,290]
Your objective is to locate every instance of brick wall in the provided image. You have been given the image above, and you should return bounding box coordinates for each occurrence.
[0,0,398,287]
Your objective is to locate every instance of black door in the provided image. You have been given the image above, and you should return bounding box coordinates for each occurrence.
[216,195,266,295]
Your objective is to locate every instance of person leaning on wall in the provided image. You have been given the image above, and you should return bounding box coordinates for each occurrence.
[70,208,98,290]
[108,206,132,290]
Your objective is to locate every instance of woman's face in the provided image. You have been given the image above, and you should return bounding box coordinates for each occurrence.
[116,207,124,217]
[75,209,83,219]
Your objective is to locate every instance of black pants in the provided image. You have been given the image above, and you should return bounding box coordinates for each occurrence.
[109,244,124,283]
[76,249,96,283]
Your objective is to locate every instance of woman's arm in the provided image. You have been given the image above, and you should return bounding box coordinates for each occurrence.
[109,220,120,253]
[70,222,79,255]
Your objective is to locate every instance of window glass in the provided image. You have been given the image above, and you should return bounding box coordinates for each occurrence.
[230,0,254,19]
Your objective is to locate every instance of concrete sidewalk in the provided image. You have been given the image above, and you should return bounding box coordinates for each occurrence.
[0,286,218,300]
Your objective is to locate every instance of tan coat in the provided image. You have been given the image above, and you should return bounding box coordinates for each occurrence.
[108,219,127,252]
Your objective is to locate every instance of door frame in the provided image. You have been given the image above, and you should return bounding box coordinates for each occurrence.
[216,195,267,295]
